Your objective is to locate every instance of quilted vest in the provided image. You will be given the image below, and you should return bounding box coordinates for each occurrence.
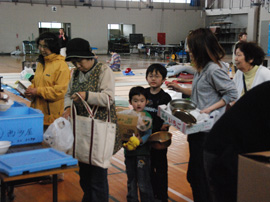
[71,62,121,154]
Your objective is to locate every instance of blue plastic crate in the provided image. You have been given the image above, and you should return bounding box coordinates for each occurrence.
[11,101,26,107]
[0,101,28,116]
[0,104,44,145]
[0,148,78,176]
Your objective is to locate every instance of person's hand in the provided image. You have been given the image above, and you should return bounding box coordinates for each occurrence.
[160,124,170,131]
[229,101,235,106]
[200,107,212,114]
[71,92,86,103]
[62,107,71,120]
[25,87,37,97]
[135,133,143,143]
[165,81,182,92]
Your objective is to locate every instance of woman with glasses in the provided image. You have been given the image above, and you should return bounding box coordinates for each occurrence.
[25,32,70,131]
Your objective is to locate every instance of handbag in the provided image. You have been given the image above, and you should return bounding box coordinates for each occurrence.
[71,93,116,168]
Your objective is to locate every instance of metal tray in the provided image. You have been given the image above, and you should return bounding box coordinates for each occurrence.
[169,99,197,112]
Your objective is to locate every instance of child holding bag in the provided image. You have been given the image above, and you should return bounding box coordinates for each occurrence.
[123,86,155,202]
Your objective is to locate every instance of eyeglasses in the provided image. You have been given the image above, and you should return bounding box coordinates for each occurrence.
[38,44,49,49]
[148,74,162,79]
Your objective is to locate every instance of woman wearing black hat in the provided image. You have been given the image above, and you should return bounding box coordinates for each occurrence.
[62,38,121,202]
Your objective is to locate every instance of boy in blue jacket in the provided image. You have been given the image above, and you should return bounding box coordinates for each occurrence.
[124,86,155,202]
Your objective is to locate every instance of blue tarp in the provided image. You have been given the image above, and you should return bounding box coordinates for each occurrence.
[190,0,200,6]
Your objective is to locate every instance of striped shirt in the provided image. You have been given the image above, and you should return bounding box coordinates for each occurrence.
[110,53,121,65]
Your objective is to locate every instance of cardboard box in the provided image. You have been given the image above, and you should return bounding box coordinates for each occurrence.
[158,105,215,134]
[238,151,270,202]
[117,113,138,141]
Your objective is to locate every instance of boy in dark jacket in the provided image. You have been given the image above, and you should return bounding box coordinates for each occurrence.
[144,64,172,202]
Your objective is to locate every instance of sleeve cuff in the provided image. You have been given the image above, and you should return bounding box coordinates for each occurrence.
[64,106,71,110]
[222,95,230,104]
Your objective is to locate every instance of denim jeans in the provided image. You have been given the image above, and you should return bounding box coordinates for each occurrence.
[110,64,120,71]
[125,155,154,202]
[79,162,108,202]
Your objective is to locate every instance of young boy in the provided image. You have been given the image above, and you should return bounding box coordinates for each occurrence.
[144,63,172,202]
[124,86,155,202]
[107,49,121,71]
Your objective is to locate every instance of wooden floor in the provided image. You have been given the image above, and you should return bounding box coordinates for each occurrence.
[0,53,233,202]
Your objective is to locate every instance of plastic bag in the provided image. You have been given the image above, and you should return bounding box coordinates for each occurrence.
[117,109,152,131]
[21,67,34,80]
[43,117,74,152]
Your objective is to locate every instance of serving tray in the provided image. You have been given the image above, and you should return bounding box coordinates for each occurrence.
[0,148,78,176]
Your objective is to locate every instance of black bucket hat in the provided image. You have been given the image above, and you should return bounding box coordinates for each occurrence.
[65,38,95,61]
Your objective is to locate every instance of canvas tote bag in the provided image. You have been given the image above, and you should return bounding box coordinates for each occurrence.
[71,93,116,168]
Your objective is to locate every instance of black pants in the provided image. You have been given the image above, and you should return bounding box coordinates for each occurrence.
[150,148,168,202]
[187,132,212,202]
[204,147,238,202]
[79,162,109,202]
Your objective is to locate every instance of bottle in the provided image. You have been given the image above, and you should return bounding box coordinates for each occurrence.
[183,52,187,63]
[228,67,232,78]
[228,62,234,79]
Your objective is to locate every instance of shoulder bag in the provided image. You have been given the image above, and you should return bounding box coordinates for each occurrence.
[71,93,116,168]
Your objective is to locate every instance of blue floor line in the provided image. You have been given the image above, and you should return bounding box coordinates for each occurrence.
[109,163,126,173]
[169,197,178,202]
[108,171,124,175]
[109,195,120,202]
[173,162,189,165]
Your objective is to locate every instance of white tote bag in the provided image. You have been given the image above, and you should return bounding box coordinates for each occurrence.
[71,93,116,168]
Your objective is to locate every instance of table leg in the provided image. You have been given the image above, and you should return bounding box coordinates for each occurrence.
[1,180,6,202]
[52,174,58,202]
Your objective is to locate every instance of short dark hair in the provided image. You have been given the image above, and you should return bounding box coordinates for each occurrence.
[109,49,116,53]
[146,63,167,80]
[187,28,225,70]
[36,32,60,54]
[129,86,148,101]
[60,28,65,31]
[236,41,265,66]
[238,32,247,40]
[36,32,60,65]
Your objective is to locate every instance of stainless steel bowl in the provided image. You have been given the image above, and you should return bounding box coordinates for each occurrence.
[148,131,172,150]
[169,99,197,124]
[169,99,197,112]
